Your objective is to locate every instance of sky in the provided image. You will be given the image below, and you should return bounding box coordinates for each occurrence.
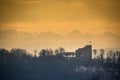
[0,0,120,53]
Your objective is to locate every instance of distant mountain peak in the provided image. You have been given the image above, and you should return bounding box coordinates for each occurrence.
[103,31,115,36]
[71,29,81,34]
[103,31,113,35]
[40,31,59,36]
[101,31,120,38]
[38,31,60,38]
[66,29,93,38]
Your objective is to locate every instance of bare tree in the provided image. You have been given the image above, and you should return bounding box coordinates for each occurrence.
[54,49,59,55]
[10,48,28,59]
[93,49,97,59]
[100,49,104,61]
[116,51,120,63]
[39,49,46,57]
[59,47,65,53]
[34,50,37,58]
[0,48,9,65]
[109,50,113,59]
[112,52,116,63]
[48,48,53,56]
[54,47,65,55]
[39,48,54,57]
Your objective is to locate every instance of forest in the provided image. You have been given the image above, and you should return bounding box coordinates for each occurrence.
[0,48,120,80]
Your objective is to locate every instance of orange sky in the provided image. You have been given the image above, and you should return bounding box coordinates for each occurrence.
[0,0,120,52]
[1,21,117,35]
[0,0,120,34]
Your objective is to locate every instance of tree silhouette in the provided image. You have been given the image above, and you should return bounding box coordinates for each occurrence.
[54,47,65,56]
[39,49,54,57]
[0,48,9,65]
[39,49,46,57]
[10,48,28,58]
[54,49,59,55]
[93,49,97,59]
[34,50,37,58]
[47,48,53,56]
[100,49,104,61]
[59,47,65,53]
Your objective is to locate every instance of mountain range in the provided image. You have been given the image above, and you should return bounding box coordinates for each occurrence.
[0,29,120,52]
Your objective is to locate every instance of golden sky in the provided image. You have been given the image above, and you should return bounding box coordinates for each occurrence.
[0,0,120,52]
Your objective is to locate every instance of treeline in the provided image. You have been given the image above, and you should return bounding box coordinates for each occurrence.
[93,49,120,64]
[0,48,120,80]
[0,47,65,64]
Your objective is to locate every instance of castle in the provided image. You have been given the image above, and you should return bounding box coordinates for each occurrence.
[61,45,92,59]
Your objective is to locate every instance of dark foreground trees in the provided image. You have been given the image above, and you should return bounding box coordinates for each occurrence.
[0,48,120,80]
